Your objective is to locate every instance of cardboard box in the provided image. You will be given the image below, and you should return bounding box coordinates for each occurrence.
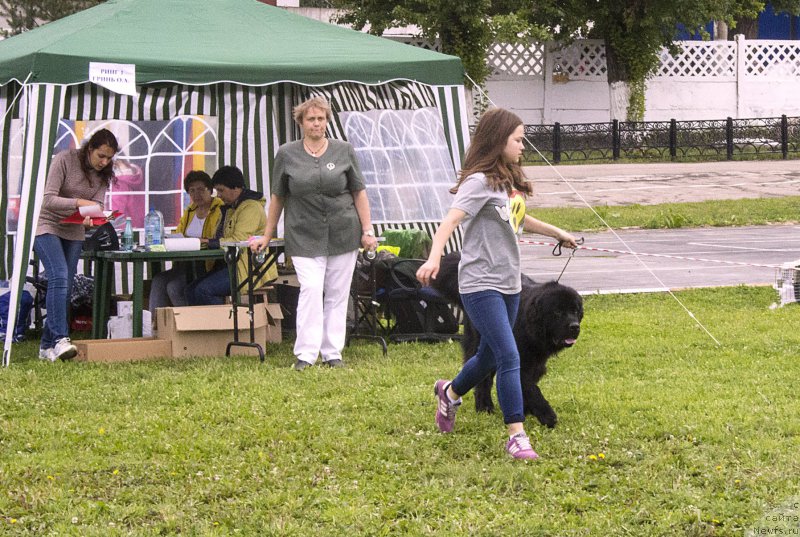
[156,304,283,357]
[75,337,172,362]
[264,302,283,343]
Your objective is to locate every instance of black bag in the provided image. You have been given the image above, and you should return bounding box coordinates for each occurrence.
[83,222,120,252]
[354,249,397,295]
[383,258,459,335]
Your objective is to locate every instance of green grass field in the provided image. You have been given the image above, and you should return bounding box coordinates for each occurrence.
[531,196,800,232]
[2,286,799,535]
[2,195,800,535]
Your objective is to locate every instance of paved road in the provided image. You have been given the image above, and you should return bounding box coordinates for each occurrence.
[528,160,800,208]
[519,225,800,294]
[517,160,800,294]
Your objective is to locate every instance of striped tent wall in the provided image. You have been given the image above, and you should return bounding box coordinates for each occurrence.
[63,83,216,122]
[0,81,24,278]
[2,80,467,277]
[434,85,469,172]
[3,83,66,366]
[1,80,468,364]
[2,82,279,364]
[60,83,276,195]
[214,83,277,194]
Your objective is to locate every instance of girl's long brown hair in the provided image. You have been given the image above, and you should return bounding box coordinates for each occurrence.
[78,128,118,187]
[450,107,531,196]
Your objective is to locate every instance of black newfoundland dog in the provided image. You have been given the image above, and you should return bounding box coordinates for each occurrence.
[431,252,583,428]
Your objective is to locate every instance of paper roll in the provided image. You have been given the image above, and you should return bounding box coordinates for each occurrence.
[164,237,201,251]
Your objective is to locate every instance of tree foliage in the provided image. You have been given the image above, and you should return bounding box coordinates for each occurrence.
[733,0,800,38]
[0,0,104,37]
[331,0,550,87]
[333,0,797,119]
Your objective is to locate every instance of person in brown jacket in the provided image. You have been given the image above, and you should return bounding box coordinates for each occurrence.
[34,128,119,361]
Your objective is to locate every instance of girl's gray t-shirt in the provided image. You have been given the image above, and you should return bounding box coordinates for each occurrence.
[451,172,522,295]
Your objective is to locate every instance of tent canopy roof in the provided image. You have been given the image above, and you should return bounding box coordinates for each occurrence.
[0,0,464,87]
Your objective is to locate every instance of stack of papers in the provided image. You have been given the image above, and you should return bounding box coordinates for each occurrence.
[60,206,121,225]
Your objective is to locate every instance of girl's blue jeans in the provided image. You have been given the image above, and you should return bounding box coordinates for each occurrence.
[33,233,83,349]
[451,289,524,425]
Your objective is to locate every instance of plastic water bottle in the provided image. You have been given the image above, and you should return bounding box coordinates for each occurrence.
[122,217,134,251]
[144,208,164,248]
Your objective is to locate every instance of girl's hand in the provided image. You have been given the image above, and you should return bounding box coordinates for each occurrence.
[416,259,440,287]
[556,231,579,249]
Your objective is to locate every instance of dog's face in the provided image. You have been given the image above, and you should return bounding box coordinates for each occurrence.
[526,281,583,350]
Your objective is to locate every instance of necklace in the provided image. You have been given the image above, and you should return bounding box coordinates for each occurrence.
[303,138,327,156]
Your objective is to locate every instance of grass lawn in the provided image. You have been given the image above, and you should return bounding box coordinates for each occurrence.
[2,286,799,535]
[530,196,800,232]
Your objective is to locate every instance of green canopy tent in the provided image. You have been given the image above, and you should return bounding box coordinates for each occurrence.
[0,0,469,366]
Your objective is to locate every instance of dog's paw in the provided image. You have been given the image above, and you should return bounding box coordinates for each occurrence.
[535,411,558,428]
[474,400,495,413]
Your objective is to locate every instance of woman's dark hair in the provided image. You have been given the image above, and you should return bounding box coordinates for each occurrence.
[183,170,213,193]
[78,128,119,187]
[451,108,531,196]
[211,165,245,189]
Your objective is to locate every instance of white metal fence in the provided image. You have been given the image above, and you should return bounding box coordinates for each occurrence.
[479,35,800,124]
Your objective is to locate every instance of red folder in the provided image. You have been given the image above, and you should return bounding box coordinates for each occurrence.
[60,209,121,225]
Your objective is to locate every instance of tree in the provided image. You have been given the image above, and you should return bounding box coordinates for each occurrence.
[731,0,800,39]
[331,0,551,88]
[0,0,103,37]
[332,0,786,121]
[553,1,767,121]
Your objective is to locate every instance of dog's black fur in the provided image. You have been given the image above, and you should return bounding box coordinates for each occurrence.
[431,252,583,428]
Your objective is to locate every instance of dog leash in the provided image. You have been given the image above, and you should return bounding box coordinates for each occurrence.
[552,237,585,283]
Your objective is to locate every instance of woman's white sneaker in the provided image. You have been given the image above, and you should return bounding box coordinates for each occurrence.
[53,338,77,361]
[38,347,56,362]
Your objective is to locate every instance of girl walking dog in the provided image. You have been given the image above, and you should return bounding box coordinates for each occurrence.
[416,108,578,460]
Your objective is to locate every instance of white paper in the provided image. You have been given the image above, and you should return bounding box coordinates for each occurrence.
[107,311,152,339]
[89,62,137,97]
[117,301,133,317]
[164,238,201,251]
[78,205,106,217]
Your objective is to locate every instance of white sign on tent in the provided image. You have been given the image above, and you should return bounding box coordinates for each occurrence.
[89,62,137,96]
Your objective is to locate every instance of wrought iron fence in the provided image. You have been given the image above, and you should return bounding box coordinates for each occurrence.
[519,115,800,164]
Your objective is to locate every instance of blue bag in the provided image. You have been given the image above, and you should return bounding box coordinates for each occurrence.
[0,288,34,342]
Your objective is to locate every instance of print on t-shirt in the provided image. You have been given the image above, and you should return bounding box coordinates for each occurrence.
[495,190,526,235]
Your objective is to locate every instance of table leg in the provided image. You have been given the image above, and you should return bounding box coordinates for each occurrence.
[95,259,113,339]
[132,261,144,337]
[91,258,103,339]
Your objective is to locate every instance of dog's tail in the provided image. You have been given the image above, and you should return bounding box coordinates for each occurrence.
[429,251,462,307]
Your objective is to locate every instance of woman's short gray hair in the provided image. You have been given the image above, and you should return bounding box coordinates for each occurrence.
[292,96,332,125]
